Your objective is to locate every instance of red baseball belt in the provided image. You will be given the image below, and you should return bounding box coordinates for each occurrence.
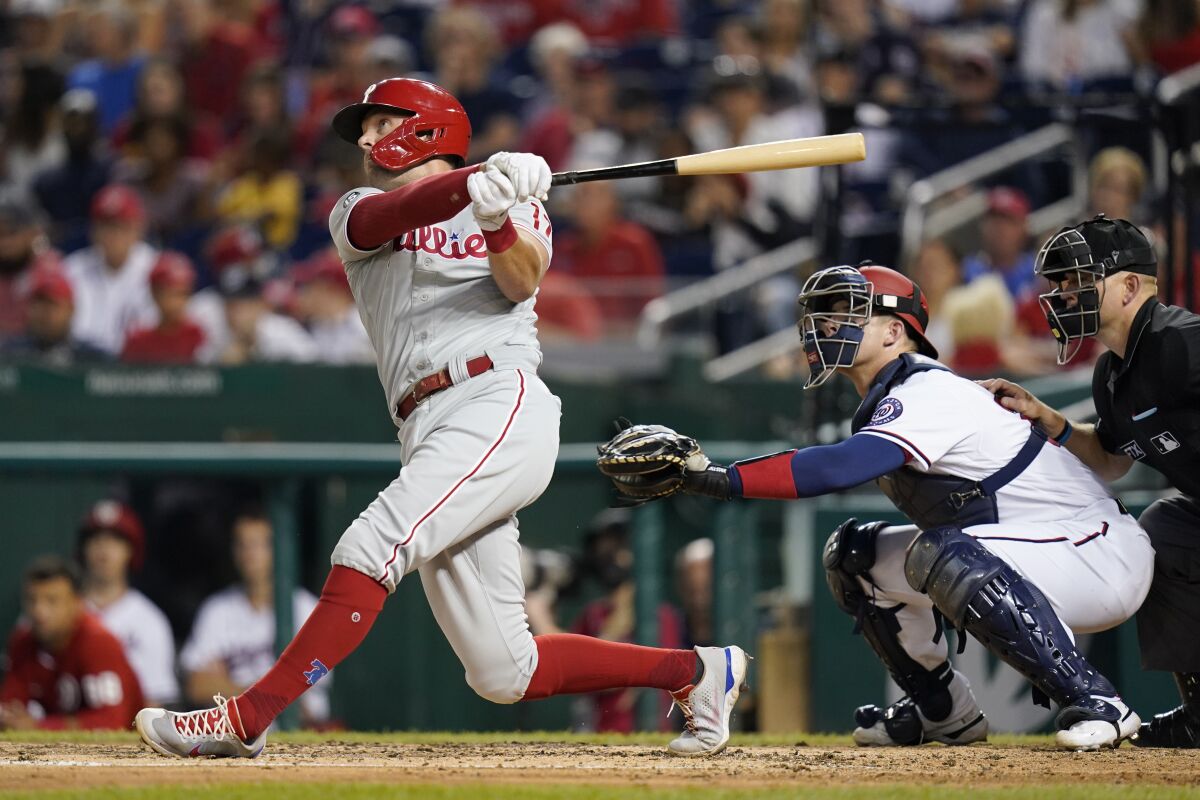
[397,355,494,421]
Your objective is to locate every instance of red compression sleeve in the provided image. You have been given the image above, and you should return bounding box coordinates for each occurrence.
[523,634,697,699]
[231,565,387,741]
[347,165,480,250]
[730,450,800,499]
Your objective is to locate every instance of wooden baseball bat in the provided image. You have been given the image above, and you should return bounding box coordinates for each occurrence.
[550,132,866,187]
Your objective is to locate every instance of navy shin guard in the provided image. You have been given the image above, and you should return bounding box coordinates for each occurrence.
[905,526,1116,710]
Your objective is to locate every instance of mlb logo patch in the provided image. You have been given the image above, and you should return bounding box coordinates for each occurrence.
[1151,432,1181,455]
[1120,441,1145,460]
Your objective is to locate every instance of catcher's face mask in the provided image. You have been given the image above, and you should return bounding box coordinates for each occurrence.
[1035,227,1104,365]
[798,266,873,388]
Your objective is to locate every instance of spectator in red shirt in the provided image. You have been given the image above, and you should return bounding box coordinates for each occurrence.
[0,556,143,731]
[121,252,206,364]
[559,0,678,46]
[177,0,257,121]
[555,178,665,326]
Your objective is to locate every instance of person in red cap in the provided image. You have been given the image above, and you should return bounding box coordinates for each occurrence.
[0,269,108,365]
[197,226,315,365]
[135,76,751,762]
[0,556,143,730]
[77,500,179,707]
[962,187,1037,301]
[62,184,158,354]
[292,248,372,364]
[121,252,207,364]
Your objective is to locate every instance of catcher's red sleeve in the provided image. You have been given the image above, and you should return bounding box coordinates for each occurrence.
[730,451,800,499]
[347,164,481,250]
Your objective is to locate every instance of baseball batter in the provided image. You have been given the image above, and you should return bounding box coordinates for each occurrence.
[599,264,1154,750]
[134,78,747,758]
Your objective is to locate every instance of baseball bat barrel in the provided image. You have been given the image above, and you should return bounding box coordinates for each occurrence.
[549,132,866,187]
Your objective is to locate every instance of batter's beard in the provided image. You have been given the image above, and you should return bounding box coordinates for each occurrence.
[364,155,413,191]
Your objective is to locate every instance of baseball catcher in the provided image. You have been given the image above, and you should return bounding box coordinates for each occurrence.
[598,262,1154,751]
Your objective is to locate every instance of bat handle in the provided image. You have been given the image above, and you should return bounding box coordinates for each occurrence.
[550,172,581,187]
[550,158,678,187]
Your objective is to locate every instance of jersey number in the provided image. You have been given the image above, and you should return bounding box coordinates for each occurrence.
[82,671,124,707]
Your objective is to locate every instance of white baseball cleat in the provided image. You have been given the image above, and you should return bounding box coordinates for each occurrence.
[135,694,266,758]
[666,645,750,757]
[1055,695,1140,751]
[853,670,988,747]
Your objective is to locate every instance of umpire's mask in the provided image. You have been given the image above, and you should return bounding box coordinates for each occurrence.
[1035,216,1157,364]
[798,266,872,388]
[1035,226,1103,364]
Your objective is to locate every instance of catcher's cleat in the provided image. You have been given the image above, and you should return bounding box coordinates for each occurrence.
[852,672,988,747]
[1054,695,1139,751]
[667,645,751,757]
[1132,706,1200,748]
[135,694,266,758]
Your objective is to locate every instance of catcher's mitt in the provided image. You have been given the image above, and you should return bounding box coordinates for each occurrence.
[595,422,708,505]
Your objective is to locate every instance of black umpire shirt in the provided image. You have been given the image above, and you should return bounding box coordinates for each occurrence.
[1092,298,1200,499]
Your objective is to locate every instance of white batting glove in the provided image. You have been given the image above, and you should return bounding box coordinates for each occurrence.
[467,169,517,232]
[484,152,551,202]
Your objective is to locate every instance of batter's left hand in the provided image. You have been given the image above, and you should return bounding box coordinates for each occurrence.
[468,169,517,231]
[484,152,551,202]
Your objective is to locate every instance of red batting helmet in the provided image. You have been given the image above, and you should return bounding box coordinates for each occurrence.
[331,78,471,173]
[78,500,146,572]
[859,264,938,359]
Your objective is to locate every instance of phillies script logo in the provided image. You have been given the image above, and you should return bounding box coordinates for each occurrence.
[395,227,488,260]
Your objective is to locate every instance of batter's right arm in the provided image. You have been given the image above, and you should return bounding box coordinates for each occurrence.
[979,378,1133,482]
[346,165,481,251]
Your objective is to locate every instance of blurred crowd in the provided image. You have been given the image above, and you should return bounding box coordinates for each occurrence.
[0,0,1195,371]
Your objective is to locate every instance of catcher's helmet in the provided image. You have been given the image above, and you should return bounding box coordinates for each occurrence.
[859,264,936,359]
[331,78,471,173]
[798,263,937,389]
[1034,215,1156,364]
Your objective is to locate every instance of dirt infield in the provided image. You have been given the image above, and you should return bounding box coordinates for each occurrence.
[3,738,1200,793]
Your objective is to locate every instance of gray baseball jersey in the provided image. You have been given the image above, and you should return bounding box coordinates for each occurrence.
[326,185,563,704]
[328,188,553,425]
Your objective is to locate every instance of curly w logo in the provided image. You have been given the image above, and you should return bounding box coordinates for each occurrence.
[303,659,330,686]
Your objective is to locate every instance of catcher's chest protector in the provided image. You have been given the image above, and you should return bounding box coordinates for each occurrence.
[851,355,1046,530]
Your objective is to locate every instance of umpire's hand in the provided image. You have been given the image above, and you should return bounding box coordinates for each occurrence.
[978,378,1068,438]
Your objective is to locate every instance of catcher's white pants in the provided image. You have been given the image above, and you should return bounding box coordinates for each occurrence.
[332,368,561,702]
[860,501,1154,670]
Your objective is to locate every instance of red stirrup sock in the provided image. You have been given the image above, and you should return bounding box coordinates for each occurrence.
[522,634,698,700]
[230,565,387,740]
